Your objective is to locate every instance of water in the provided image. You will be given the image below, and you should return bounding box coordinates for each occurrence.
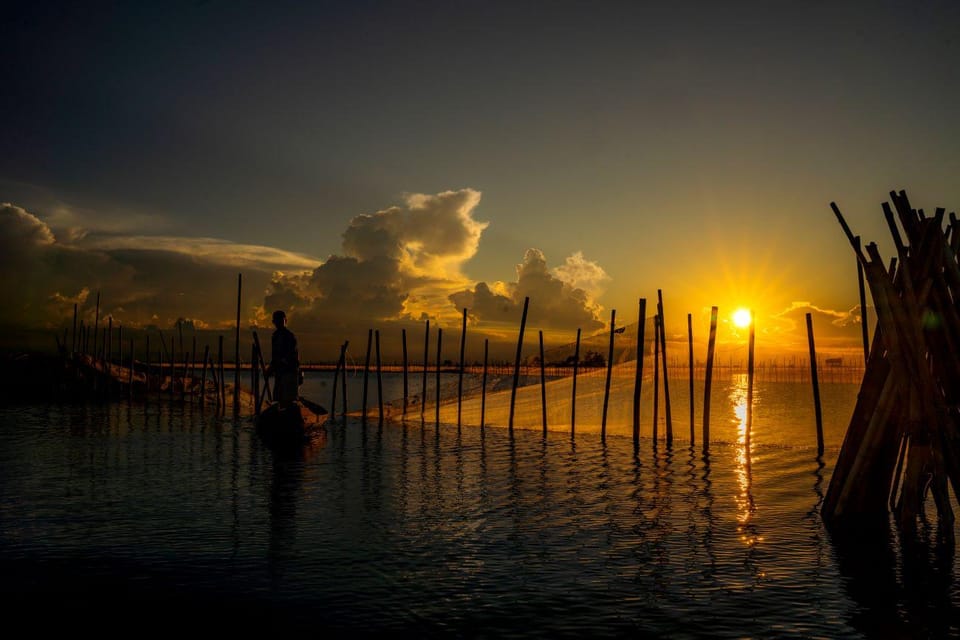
[2,376,959,636]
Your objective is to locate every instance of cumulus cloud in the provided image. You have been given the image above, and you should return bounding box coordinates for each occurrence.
[0,202,319,330]
[551,250,610,296]
[449,248,606,332]
[264,189,487,328]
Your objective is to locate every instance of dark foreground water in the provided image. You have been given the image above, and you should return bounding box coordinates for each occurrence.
[2,390,959,637]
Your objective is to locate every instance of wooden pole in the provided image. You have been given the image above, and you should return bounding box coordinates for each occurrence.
[234,273,242,414]
[169,333,176,400]
[703,306,719,452]
[145,335,151,397]
[217,335,225,411]
[128,338,134,399]
[633,299,647,449]
[601,308,616,441]
[481,338,489,429]
[158,347,165,402]
[747,311,756,448]
[362,329,372,421]
[422,320,430,417]
[331,342,342,418]
[687,312,695,445]
[806,312,824,456]
[658,290,673,446]
[107,317,113,368]
[856,242,870,364]
[93,291,100,362]
[435,328,443,426]
[509,297,530,432]
[190,336,196,397]
[252,331,272,405]
[252,342,260,415]
[199,345,209,408]
[376,329,384,425]
[571,327,580,438]
[653,315,660,442]
[402,328,408,415]
[341,341,348,418]
[539,330,547,435]
[458,308,467,429]
[71,303,77,355]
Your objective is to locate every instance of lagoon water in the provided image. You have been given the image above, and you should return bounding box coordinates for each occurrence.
[2,373,959,637]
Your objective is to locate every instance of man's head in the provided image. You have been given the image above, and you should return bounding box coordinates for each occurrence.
[272,310,286,329]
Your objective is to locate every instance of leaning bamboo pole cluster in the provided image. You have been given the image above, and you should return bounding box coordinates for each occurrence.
[823,190,960,545]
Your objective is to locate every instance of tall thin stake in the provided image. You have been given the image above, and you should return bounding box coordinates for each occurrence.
[435,328,443,426]
[234,273,242,414]
[703,306,719,452]
[633,299,647,449]
[746,311,756,448]
[688,313,695,445]
[653,315,660,442]
[362,329,372,421]
[509,297,530,432]
[806,312,824,456]
[571,327,580,438]
[93,291,100,362]
[376,329,384,425]
[601,308,616,441]
[71,303,77,354]
[481,338,489,429]
[856,239,870,364]
[331,342,342,418]
[402,328,409,415]
[457,308,467,429]
[539,330,547,435]
[658,290,673,446]
[422,320,430,417]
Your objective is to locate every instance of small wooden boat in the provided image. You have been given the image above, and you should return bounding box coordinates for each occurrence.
[255,396,328,447]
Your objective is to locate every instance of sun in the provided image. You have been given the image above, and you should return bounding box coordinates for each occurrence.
[732,308,752,328]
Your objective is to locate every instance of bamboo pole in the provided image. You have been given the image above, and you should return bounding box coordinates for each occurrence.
[509,297,530,432]
[252,331,272,405]
[571,328,581,438]
[435,328,443,426]
[458,308,467,429]
[481,338,489,430]
[687,312,694,445]
[658,290,673,445]
[362,329,372,421]
[703,306,719,452]
[422,320,429,417]
[653,315,660,442]
[217,336,225,411]
[539,330,547,435]
[252,342,260,415]
[145,335,151,397]
[376,329,383,425]
[601,308,616,441]
[190,336,196,397]
[633,299,647,449]
[199,345,209,408]
[158,347,165,402]
[806,313,824,456]
[93,291,100,362]
[177,320,184,401]
[341,342,348,419]
[402,328,408,416]
[71,303,77,355]
[331,343,342,418]
[856,240,870,365]
[234,273,242,414]
[128,338,134,399]
[746,311,755,448]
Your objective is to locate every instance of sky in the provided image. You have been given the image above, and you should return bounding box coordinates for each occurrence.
[2,0,959,361]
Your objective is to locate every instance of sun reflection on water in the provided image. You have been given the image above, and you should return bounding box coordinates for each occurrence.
[730,374,761,549]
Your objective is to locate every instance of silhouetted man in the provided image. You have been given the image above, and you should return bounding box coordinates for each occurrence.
[267,310,300,410]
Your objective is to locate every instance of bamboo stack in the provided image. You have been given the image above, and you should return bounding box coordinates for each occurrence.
[823,190,960,546]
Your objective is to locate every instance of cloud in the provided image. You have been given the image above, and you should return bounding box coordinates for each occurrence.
[265,189,487,328]
[551,251,610,296]
[0,202,314,330]
[766,301,869,347]
[449,248,606,332]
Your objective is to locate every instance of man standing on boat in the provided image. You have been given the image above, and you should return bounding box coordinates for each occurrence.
[267,310,300,411]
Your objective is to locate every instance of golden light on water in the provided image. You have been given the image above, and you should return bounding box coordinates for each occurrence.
[732,308,752,328]
[731,374,761,548]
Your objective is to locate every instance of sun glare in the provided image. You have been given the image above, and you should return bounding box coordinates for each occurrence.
[733,308,752,328]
